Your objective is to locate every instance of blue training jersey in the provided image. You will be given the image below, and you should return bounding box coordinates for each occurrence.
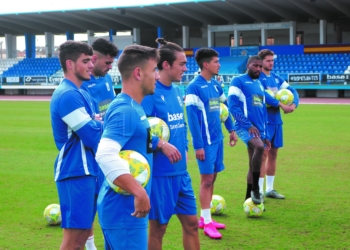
[141,81,188,177]
[259,72,299,125]
[228,74,269,140]
[97,93,153,229]
[81,74,116,119]
[185,75,235,150]
[50,79,103,181]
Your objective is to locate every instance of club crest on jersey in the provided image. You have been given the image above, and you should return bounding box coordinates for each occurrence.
[161,95,165,101]
[177,96,183,107]
[214,85,219,93]
[275,78,279,83]
[105,82,110,91]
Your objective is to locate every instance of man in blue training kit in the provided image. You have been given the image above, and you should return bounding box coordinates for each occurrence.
[81,37,119,250]
[185,48,237,239]
[258,49,299,199]
[95,45,181,250]
[228,55,272,205]
[141,38,200,250]
[50,41,103,250]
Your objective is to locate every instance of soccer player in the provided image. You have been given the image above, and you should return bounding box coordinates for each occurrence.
[80,38,119,250]
[257,49,299,199]
[185,48,237,239]
[228,55,271,205]
[95,45,181,250]
[50,40,103,250]
[141,38,200,250]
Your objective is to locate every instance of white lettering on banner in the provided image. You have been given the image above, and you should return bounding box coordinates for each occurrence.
[6,77,20,83]
[168,112,184,122]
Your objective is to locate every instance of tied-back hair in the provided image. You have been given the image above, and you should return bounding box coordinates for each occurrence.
[59,40,93,72]
[156,37,184,70]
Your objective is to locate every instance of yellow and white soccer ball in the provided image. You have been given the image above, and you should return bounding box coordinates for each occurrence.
[243,198,264,218]
[276,89,294,105]
[265,89,275,108]
[210,194,226,215]
[148,117,170,142]
[219,103,229,123]
[107,150,150,195]
[43,204,61,226]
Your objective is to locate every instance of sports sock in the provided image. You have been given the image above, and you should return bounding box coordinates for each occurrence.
[85,235,97,250]
[259,177,264,194]
[201,209,212,224]
[252,172,260,192]
[245,183,252,200]
[266,175,275,193]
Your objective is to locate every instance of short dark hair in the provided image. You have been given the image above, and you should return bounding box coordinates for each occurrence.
[195,48,219,69]
[155,38,184,70]
[247,55,263,64]
[92,38,119,58]
[59,40,93,72]
[258,49,274,60]
[117,45,160,80]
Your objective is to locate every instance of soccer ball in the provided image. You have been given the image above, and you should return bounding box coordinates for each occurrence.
[148,117,170,142]
[276,89,294,105]
[43,204,61,225]
[219,103,229,122]
[265,89,275,108]
[107,150,150,195]
[210,194,226,215]
[243,198,264,218]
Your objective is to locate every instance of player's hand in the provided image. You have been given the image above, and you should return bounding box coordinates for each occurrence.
[264,139,271,151]
[286,104,296,114]
[279,103,293,114]
[195,148,205,161]
[228,130,238,147]
[131,189,151,218]
[161,142,182,164]
[93,113,102,121]
[248,126,260,138]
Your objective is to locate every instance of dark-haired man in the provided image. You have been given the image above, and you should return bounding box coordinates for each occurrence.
[81,37,119,250]
[185,48,237,239]
[96,44,180,250]
[228,56,271,205]
[50,40,103,250]
[257,49,299,200]
[141,38,199,250]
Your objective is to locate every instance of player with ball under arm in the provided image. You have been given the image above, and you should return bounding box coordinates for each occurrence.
[257,49,299,200]
[95,45,181,250]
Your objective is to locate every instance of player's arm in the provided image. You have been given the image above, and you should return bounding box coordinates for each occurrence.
[59,91,102,149]
[227,78,253,130]
[96,138,150,218]
[185,86,206,160]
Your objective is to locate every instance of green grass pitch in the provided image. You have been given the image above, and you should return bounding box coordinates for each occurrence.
[0,101,349,249]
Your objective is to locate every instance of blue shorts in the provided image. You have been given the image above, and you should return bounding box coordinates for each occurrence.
[267,124,283,148]
[149,173,197,224]
[236,127,267,148]
[102,228,147,250]
[197,141,225,175]
[56,175,96,229]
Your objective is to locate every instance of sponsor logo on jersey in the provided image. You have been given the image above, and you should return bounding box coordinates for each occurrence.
[245,81,253,84]
[201,85,208,88]
[168,112,184,121]
[87,83,96,88]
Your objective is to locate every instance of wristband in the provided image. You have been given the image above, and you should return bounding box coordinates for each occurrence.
[157,141,166,151]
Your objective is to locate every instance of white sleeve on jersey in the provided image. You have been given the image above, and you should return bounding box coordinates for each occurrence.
[96,138,130,183]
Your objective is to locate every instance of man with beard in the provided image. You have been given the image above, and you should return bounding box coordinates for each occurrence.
[228,56,271,205]
[50,41,103,250]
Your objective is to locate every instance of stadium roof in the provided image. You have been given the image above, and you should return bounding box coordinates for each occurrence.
[0,0,349,36]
